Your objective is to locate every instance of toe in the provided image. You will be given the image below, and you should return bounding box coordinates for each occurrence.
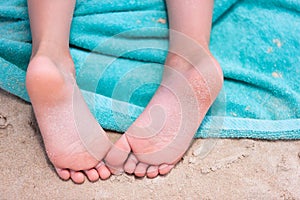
[84,169,99,182]
[105,134,131,173]
[96,162,111,180]
[124,154,138,174]
[146,166,159,178]
[134,162,149,177]
[55,167,70,180]
[158,164,174,175]
[70,170,85,184]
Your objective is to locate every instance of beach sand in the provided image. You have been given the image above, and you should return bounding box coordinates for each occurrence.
[0,88,299,199]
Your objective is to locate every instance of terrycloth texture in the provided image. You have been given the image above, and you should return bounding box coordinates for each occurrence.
[0,0,299,139]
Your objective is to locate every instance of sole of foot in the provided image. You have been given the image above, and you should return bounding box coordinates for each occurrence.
[105,49,223,178]
[26,55,112,183]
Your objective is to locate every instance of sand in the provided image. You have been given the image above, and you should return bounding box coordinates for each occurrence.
[0,88,299,199]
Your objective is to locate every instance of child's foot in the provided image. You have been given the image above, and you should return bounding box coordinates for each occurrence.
[26,54,112,183]
[105,46,223,178]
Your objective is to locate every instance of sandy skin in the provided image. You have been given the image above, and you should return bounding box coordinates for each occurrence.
[25,0,222,182]
[104,0,223,178]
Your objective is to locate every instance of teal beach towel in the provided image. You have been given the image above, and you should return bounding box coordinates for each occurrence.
[0,0,299,139]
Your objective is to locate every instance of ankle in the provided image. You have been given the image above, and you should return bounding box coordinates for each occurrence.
[165,49,223,84]
[31,42,75,75]
[165,52,193,73]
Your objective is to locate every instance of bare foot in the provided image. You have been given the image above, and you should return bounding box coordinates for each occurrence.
[105,46,223,178]
[26,54,112,183]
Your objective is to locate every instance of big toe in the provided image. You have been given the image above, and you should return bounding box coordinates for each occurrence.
[124,154,138,174]
[105,134,131,174]
[96,162,111,180]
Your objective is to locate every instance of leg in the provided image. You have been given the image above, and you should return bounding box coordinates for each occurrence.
[105,0,223,178]
[26,0,112,183]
